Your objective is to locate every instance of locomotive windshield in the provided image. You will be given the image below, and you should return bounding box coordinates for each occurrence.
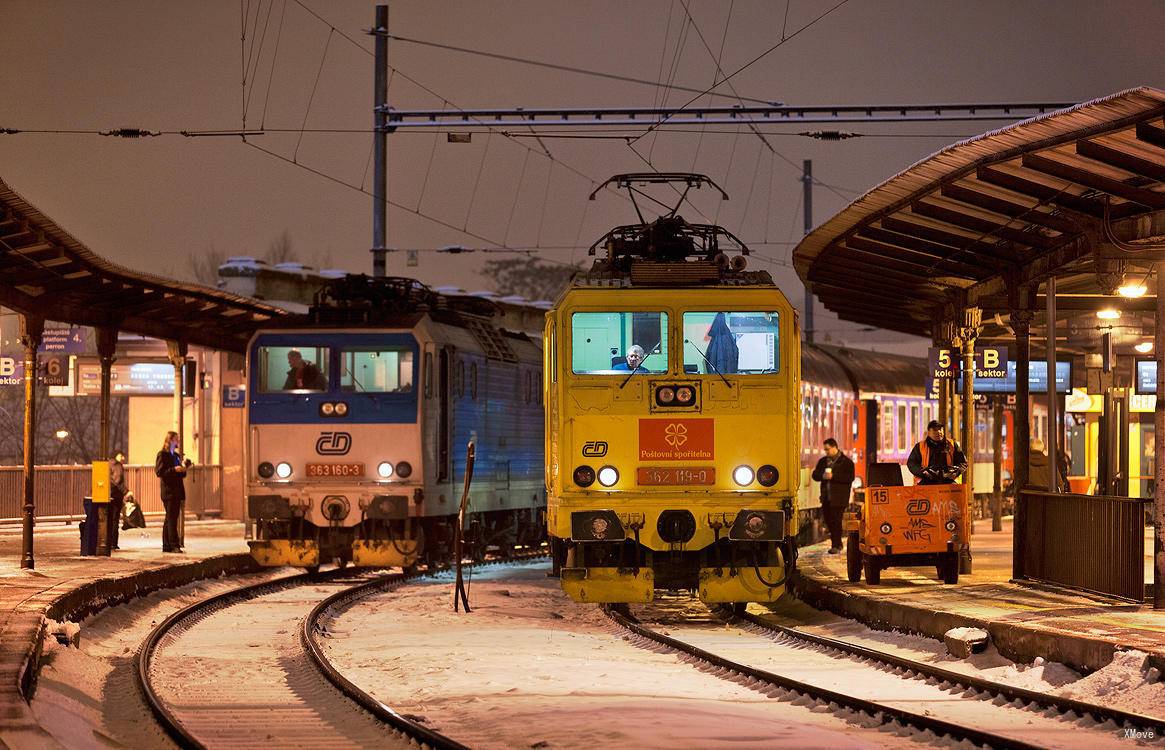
[682,311,780,375]
[571,311,669,374]
[340,347,414,393]
[255,345,331,393]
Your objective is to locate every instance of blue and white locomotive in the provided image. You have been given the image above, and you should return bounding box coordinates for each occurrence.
[245,276,546,570]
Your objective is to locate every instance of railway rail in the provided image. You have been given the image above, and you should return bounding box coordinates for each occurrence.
[731,608,1164,737]
[137,552,543,749]
[604,602,1152,749]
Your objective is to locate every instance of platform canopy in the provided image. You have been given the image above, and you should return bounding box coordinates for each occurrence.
[794,87,1165,345]
[0,177,286,351]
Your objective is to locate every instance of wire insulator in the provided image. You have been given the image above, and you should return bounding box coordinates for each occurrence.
[100,128,160,138]
[800,130,861,141]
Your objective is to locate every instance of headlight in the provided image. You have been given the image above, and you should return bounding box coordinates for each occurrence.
[275,462,293,479]
[597,466,619,487]
[733,465,755,486]
[377,461,394,478]
[573,465,596,487]
[852,476,864,489]
[320,402,335,416]
[257,461,275,479]
[879,521,892,535]
[945,520,957,532]
[676,386,695,404]
[757,464,779,487]
[395,461,412,478]
[334,402,349,416]
[657,386,676,404]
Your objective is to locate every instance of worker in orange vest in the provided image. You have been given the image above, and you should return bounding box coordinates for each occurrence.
[907,420,967,485]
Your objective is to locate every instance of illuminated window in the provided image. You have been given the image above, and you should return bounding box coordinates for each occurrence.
[682,311,780,374]
[571,311,668,374]
[256,345,329,393]
[340,347,414,394]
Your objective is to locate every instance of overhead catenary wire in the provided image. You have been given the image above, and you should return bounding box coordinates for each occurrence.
[293,27,334,161]
[258,0,290,128]
[241,139,581,269]
[383,32,778,106]
[631,0,853,142]
[280,0,632,218]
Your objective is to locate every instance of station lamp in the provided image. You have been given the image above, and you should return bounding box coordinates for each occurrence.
[1118,282,1147,298]
[1096,308,1121,320]
[1135,342,1154,354]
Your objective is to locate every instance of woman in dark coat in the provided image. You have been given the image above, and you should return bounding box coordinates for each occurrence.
[155,430,187,553]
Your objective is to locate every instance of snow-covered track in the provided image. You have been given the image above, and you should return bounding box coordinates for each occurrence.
[301,550,551,750]
[136,569,427,749]
[732,608,1164,738]
[137,552,545,749]
[603,604,1137,750]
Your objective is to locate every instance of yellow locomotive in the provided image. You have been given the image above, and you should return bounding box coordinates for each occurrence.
[545,174,800,605]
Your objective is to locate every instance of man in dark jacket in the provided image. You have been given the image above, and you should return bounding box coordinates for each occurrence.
[907,420,968,485]
[811,438,855,554]
[283,349,327,390]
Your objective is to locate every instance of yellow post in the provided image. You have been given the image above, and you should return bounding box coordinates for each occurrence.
[91,461,111,504]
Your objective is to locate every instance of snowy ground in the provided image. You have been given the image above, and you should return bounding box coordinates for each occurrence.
[31,568,294,750]
[321,562,908,750]
[757,597,1165,720]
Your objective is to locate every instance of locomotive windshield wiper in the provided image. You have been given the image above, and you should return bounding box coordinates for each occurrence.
[618,341,661,389]
[685,338,730,387]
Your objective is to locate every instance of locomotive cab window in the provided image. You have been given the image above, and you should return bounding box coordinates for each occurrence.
[570,311,669,374]
[339,347,414,393]
[256,345,330,393]
[682,311,779,375]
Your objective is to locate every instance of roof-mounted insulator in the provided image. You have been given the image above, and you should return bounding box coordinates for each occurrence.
[100,128,160,138]
[801,130,861,141]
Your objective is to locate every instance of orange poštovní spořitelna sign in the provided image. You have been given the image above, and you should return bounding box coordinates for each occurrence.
[638,418,714,461]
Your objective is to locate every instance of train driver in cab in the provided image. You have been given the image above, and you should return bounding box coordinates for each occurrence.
[612,344,647,373]
[284,349,328,391]
[907,420,968,485]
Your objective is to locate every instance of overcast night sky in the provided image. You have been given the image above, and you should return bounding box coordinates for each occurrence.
[1,1,1163,349]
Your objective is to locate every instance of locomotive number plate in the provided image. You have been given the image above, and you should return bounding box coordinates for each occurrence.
[306,463,365,478]
[637,467,716,486]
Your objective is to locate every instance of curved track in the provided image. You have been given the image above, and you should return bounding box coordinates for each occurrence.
[605,603,1149,749]
[136,569,467,749]
[733,608,1164,737]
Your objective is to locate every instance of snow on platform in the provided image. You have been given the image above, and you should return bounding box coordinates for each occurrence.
[0,520,251,747]
[794,517,1165,678]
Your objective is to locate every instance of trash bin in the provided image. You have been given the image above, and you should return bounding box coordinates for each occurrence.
[80,497,99,556]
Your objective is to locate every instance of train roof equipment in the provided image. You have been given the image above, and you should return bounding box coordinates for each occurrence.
[582,172,770,287]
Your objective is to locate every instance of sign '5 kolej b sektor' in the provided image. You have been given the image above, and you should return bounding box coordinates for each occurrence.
[927,346,1009,380]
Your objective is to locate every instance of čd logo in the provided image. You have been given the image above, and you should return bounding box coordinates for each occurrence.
[316,432,352,456]
[906,499,932,515]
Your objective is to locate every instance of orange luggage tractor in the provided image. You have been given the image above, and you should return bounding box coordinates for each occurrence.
[843,464,969,585]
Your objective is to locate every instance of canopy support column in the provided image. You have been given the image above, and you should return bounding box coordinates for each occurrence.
[992,395,1004,532]
[1155,263,1165,609]
[1046,277,1059,493]
[96,327,118,557]
[167,340,188,548]
[19,313,43,570]
[1010,300,1034,581]
[957,307,981,574]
